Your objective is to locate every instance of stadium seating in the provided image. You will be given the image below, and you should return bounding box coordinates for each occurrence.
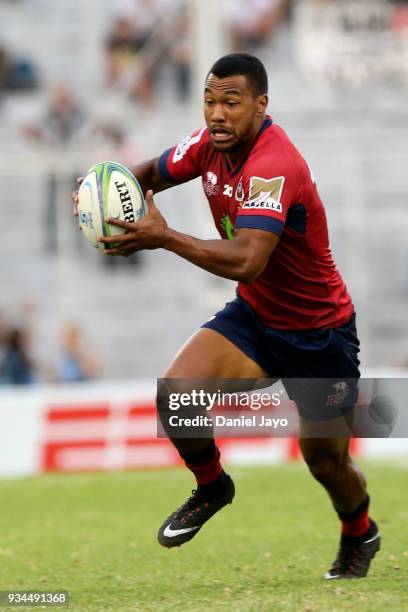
[1,0,408,378]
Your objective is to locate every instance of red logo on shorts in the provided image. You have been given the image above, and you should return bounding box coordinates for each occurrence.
[327,381,349,406]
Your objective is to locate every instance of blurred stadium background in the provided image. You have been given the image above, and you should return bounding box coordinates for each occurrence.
[0,0,408,474]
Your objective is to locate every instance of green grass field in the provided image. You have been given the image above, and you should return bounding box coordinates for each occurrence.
[0,461,407,611]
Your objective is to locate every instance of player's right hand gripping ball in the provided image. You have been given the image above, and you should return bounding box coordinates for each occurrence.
[77,161,147,253]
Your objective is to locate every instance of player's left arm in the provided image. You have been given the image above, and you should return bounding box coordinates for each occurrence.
[99,190,279,282]
[161,225,279,283]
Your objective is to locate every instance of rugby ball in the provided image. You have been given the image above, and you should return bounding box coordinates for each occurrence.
[77,161,146,252]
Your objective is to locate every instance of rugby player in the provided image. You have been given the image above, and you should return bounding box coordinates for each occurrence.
[72,54,380,579]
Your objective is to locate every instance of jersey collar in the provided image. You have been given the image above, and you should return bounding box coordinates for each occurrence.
[227,116,273,178]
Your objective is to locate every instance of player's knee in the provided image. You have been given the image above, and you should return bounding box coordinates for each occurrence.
[304,454,346,486]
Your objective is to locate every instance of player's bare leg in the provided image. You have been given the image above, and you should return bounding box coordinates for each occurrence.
[157,327,267,548]
[163,328,267,451]
[298,436,366,512]
[298,433,380,579]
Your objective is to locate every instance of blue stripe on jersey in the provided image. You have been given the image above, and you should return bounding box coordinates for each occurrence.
[259,116,273,135]
[286,203,307,235]
[158,148,175,183]
[235,215,284,236]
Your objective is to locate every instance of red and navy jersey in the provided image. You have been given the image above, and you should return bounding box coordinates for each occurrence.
[158,117,353,330]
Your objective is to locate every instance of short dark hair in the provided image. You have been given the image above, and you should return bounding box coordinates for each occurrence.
[208,53,268,97]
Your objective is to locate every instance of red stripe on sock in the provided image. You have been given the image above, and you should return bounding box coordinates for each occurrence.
[185,451,222,486]
[341,508,370,537]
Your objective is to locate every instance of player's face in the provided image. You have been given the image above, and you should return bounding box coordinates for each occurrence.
[204,74,267,154]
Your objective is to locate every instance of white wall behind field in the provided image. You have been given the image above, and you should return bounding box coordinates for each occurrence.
[0,379,406,477]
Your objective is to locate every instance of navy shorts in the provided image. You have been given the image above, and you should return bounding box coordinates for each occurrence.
[202,296,360,421]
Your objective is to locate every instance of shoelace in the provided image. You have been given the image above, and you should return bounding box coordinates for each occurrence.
[175,490,204,515]
[176,490,211,523]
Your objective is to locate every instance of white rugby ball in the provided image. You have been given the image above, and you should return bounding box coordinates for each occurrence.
[77,161,146,253]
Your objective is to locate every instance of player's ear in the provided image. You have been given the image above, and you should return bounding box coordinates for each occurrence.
[256,94,268,116]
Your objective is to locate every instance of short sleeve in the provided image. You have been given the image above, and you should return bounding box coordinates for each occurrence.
[158,127,208,185]
[235,154,300,237]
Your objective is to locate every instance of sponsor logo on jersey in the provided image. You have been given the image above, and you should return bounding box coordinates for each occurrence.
[173,128,206,163]
[242,176,285,213]
[203,171,220,196]
[242,196,282,211]
[235,176,244,201]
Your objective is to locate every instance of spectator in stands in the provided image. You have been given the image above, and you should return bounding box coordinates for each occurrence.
[169,12,191,100]
[55,323,100,383]
[0,307,7,364]
[223,0,289,52]
[0,43,38,92]
[22,82,86,147]
[105,0,185,105]
[21,83,87,252]
[0,45,9,91]
[96,122,143,168]
[0,327,36,385]
[105,16,145,91]
[105,1,164,106]
[391,2,408,31]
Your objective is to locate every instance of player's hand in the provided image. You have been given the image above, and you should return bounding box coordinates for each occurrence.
[71,177,83,218]
[99,190,168,256]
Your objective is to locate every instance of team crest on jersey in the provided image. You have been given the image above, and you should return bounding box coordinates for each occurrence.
[327,381,350,407]
[242,176,285,212]
[235,176,244,201]
[203,171,220,196]
[173,128,206,164]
